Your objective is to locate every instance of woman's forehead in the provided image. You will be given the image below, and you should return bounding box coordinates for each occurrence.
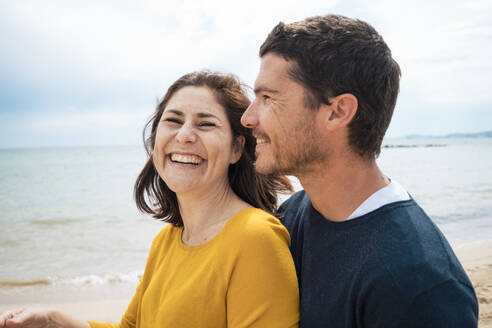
[164,86,225,118]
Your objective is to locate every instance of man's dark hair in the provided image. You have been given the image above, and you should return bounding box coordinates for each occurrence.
[260,14,401,158]
[134,71,292,226]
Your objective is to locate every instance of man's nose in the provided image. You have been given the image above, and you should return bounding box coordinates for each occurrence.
[241,102,259,128]
[175,122,197,143]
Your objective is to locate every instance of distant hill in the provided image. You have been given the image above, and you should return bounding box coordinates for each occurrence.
[405,130,492,139]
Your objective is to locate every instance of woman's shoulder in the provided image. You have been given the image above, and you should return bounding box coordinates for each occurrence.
[148,223,180,250]
[220,208,294,276]
[226,208,290,246]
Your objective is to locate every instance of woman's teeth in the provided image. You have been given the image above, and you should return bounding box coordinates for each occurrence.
[170,154,203,165]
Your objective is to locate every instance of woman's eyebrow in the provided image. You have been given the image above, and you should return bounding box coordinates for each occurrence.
[197,112,220,120]
[163,110,221,121]
[163,109,183,116]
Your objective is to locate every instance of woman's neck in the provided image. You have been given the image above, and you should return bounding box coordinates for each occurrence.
[177,183,250,246]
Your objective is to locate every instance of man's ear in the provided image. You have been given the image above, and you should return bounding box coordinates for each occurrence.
[323,93,358,130]
[230,135,245,164]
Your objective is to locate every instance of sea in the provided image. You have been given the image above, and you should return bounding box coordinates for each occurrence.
[1,137,491,304]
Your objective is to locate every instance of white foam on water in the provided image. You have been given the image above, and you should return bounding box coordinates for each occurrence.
[59,271,142,286]
[0,271,143,290]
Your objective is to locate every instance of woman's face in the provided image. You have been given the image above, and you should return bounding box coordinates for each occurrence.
[153,86,242,196]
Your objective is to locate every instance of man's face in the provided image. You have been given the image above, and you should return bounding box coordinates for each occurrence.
[241,53,326,175]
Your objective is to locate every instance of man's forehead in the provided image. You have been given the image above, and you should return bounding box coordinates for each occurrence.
[255,53,293,89]
[259,53,291,76]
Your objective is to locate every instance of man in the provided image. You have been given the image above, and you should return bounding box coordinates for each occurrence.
[241,14,478,327]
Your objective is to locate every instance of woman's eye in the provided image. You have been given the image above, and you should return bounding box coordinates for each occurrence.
[165,118,182,124]
[199,122,216,127]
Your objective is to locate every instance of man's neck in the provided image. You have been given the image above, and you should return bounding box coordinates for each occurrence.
[297,157,389,222]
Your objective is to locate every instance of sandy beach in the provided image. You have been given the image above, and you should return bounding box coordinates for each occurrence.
[1,243,491,326]
[456,243,492,327]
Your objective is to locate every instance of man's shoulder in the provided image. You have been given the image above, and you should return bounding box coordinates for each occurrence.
[359,250,478,326]
[278,190,311,230]
[364,201,473,281]
[279,189,310,211]
[279,189,312,218]
[357,201,477,317]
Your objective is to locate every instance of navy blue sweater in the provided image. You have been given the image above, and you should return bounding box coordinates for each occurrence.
[280,191,478,328]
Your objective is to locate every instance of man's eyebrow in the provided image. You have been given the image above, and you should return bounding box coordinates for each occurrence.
[253,86,280,95]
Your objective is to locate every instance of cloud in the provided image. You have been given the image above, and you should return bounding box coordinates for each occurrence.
[0,0,341,113]
[0,0,491,147]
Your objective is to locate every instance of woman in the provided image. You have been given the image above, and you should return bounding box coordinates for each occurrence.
[0,71,299,327]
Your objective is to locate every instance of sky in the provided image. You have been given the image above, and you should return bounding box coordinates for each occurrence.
[0,0,491,148]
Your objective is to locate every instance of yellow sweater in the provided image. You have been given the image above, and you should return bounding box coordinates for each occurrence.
[88,208,299,328]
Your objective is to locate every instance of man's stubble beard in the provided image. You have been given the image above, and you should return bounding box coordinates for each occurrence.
[255,120,327,176]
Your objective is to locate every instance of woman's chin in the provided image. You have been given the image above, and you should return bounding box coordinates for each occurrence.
[166,183,199,195]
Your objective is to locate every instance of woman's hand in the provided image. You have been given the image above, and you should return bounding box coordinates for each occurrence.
[0,308,90,328]
[0,308,51,328]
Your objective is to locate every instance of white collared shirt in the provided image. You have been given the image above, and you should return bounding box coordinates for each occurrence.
[346,179,410,220]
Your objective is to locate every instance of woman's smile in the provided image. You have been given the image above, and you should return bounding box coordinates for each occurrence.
[166,152,206,170]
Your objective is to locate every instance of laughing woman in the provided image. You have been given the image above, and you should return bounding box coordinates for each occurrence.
[0,72,299,328]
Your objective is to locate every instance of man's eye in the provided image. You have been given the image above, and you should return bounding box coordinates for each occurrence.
[262,95,271,101]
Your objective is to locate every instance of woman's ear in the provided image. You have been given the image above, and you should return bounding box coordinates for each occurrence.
[230,135,245,164]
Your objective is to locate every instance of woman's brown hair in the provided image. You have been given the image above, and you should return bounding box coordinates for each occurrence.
[134,71,293,226]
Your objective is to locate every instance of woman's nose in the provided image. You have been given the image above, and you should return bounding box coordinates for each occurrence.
[175,122,197,144]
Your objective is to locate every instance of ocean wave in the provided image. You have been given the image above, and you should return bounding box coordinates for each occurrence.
[29,217,89,227]
[61,271,142,286]
[0,278,51,288]
[0,271,142,289]
[433,208,492,224]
